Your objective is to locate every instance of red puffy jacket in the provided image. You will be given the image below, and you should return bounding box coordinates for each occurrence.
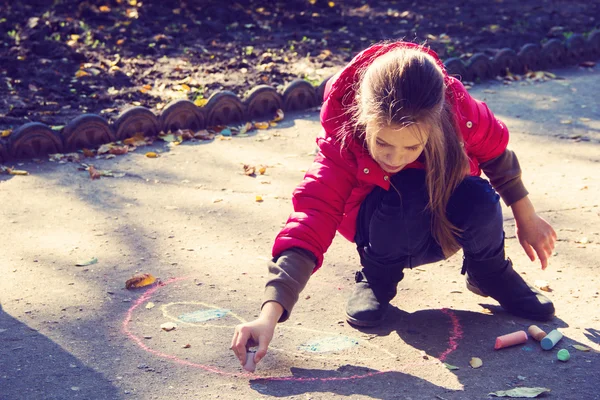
[272,41,509,270]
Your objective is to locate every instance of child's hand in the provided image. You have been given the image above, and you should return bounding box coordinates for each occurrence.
[515,213,557,270]
[231,317,276,369]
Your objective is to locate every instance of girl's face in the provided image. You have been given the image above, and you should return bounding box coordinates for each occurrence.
[367,123,428,174]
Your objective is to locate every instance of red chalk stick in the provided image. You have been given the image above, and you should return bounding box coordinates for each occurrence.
[495,330,528,350]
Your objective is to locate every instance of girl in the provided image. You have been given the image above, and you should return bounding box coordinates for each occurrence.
[231,41,557,368]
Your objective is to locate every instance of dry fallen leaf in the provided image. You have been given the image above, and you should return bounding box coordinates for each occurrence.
[193,129,215,140]
[145,152,159,158]
[194,98,208,107]
[255,195,263,202]
[258,166,267,175]
[123,133,148,147]
[82,148,96,157]
[88,165,101,180]
[1,129,11,137]
[75,257,98,266]
[572,344,591,352]
[125,273,157,289]
[489,387,551,398]
[469,357,483,369]
[254,121,269,130]
[243,164,256,176]
[109,145,129,155]
[444,362,459,370]
[272,109,284,122]
[145,302,155,309]
[534,280,552,292]
[160,322,177,331]
[75,70,89,78]
[8,169,29,176]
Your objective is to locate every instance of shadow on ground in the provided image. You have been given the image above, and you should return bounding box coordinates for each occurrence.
[0,303,121,400]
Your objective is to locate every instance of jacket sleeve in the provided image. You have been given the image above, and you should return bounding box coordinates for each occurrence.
[272,135,358,271]
[448,77,509,163]
[479,149,529,206]
[262,248,316,322]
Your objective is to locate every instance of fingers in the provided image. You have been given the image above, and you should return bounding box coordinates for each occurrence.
[254,336,270,364]
[521,240,536,262]
[532,242,553,270]
[231,326,251,365]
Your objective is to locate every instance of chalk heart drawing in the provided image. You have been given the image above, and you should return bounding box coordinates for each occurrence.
[122,278,464,383]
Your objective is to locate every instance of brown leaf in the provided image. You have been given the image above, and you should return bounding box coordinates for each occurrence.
[177,129,194,141]
[109,145,129,155]
[125,273,157,289]
[193,129,215,140]
[88,165,101,180]
[82,148,96,157]
[243,164,256,176]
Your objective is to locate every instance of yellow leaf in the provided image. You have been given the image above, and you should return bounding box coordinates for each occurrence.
[469,357,483,368]
[9,169,29,176]
[145,152,159,158]
[159,133,177,143]
[194,98,208,107]
[258,166,267,175]
[97,143,115,154]
[180,83,191,92]
[255,195,263,202]
[116,38,125,46]
[309,0,316,4]
[145,302,155,309]
[1,129,12,137]
[75,70,90,78]
[123,133,147,147]
[572,344,591,352]
[254,121,269,130]
[99,5,111,12]
[328,1,335,7]
[125,273,157,289]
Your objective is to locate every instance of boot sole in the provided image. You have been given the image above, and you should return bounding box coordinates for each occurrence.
[345,313,384,328]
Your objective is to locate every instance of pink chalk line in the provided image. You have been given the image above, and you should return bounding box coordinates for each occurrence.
[122,277,464,382]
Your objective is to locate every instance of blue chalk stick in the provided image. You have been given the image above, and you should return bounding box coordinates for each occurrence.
[541,329,563,350]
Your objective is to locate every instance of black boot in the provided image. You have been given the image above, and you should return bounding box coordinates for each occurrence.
[345,267,404,327]
[464,256,555,321]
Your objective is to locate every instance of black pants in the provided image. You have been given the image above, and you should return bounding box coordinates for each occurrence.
[355,169,505,273]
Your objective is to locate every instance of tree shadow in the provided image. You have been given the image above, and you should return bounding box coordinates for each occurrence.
[0,302,121,400]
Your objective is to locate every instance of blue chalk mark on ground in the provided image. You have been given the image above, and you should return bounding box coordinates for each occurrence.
[521,346,534,352]
[298,336,360,353]
[178,309,229,323]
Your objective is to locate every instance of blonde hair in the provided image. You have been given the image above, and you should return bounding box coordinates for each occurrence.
[349,47,469,257]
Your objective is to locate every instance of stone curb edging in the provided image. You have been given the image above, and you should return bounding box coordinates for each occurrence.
[1,30,599,165]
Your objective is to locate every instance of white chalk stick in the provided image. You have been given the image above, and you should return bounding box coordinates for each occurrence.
[243,350,256,372]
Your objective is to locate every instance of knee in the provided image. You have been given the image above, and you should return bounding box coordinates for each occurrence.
[447,177,501,222]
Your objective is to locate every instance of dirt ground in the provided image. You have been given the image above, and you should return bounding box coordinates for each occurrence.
[1,0,599,131]
[1,66,599,399]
